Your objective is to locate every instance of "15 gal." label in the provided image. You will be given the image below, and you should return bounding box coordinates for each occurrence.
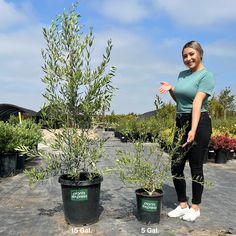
[71,189,88,201]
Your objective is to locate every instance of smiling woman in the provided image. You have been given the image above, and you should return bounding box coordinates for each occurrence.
[159,40,215,222]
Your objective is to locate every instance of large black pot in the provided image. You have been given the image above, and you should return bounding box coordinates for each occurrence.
[58,172,103,225]
[135,188,163,224]
[0,152,18,177]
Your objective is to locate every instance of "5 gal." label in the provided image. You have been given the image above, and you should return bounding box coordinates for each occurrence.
[141,199,158,212]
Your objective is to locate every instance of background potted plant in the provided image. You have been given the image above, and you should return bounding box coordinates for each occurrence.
[0,121,18,177]
[15,119,42,170]
[20,2,116,226]
[227,138,236,160]
[0,119,42,177]
[210,132,234,163]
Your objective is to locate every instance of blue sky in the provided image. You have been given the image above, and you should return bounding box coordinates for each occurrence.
[0,0,236,114]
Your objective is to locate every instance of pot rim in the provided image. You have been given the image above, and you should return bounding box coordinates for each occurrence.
[135,188,164,197]
[58,172,103,186]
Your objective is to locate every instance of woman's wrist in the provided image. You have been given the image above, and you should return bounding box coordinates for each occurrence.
[190,129,196,134]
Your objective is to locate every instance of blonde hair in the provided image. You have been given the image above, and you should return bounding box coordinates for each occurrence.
[182,41,204,60]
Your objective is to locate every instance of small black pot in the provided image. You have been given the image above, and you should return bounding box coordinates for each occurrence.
[58,172,103,225]
[208,150,215,159]
[215,149,227,164]
[105,127,115,132]
[114,131,128,142]
[114,131,122,138]
[0,152,18,177]
[227,150,234,160]
[16,153,25,171]
[136,188,163,224]
[203,149,208,164]
[145,133,154,143]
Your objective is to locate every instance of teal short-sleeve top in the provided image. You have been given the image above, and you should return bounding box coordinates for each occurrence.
[173,68,215,113]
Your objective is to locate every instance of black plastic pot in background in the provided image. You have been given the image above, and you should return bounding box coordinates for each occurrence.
[203,149,208,164]
[215,149,227,164]
[58,172,103,225]
[127,132,140,142]
[0,152,18,177]
[208,150,215,160]
[135,188,163,224]
[227,150,234,160]
[145,133,155,143]
[114,131,128,142]
[16,153,25,171]
[114,131,122,139]
[104,127,115,132]
[120,135,128,143]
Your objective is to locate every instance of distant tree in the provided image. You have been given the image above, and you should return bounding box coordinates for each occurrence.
[218,87,235,120]
[208,95,223,118]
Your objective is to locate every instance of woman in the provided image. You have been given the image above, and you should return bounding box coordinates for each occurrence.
[159,40,215,222]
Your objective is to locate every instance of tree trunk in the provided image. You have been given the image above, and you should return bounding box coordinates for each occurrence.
[224,109,227,120]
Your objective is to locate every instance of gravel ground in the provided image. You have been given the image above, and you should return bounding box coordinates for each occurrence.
[0,130,236,236]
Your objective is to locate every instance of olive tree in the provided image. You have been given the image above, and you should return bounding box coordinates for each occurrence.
[23,3,116,183]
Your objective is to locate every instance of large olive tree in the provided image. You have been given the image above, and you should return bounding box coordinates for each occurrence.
[24,3,116,183]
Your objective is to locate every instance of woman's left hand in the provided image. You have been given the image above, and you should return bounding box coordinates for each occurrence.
[182,130,195,147]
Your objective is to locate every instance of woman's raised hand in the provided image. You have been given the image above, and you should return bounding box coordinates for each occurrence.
[159,81,173,94]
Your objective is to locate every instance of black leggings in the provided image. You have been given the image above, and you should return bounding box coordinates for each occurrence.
[171,112,212,204]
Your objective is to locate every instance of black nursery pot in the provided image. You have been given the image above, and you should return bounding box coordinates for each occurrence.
[203,149,208,164]
[227,150,234,160]
[215,149,228,164]
[208,150,215,160]
[0,152,18,177]
[16,153,25,171]
[58,172,103,225]
[135,188,163,224]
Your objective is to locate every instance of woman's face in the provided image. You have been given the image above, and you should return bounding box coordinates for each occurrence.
[182,47,202,72]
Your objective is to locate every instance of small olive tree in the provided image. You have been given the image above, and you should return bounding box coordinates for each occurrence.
[116,128,187,196]
[23,3,116,184]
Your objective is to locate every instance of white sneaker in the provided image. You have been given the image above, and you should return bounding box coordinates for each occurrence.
[167,205,190,218]
[182,208,200,221]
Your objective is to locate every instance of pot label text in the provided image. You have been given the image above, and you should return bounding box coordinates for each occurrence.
[71,189,88,201]
[141,199,158,212]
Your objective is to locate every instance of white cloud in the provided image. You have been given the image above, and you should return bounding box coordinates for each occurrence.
[0,0,45,110]
[152,0,236,26]
[93,0,149,23]
[92,29,182,113]
[205,42,236,57]
[94,30,181,87]
[0,26,44,82]
[0,0,29,29]
[0,26,45,110]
